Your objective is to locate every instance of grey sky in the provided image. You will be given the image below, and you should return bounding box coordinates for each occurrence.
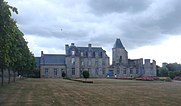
[7,0,181,65]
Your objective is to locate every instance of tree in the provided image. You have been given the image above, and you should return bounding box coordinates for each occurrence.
[62,71,66,78]
[0,0,18,85]
[83,70,89,80]
[158,67,168,77]
[0,0,36,85]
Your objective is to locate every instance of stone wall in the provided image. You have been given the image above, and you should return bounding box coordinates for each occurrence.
[40,65,66,78]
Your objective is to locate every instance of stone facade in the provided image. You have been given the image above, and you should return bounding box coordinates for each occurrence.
[40,65,66,78]
[65,43,110,78]
[108,39,156,78]
[37,38,156,78]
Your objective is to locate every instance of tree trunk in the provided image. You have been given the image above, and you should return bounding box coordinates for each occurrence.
[8,68,10,84]
[1,68,4,86]
[13,69,16,82]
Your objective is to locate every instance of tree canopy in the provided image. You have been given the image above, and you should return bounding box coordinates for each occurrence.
[0,0,36,85]
[157,63,181,79]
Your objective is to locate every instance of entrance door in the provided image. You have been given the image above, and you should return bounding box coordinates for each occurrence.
[109,70,114,78]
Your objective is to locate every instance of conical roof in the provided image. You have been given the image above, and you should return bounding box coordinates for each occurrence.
[113,38,125,49]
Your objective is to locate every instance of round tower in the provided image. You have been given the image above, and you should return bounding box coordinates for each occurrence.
[112,38,128,65]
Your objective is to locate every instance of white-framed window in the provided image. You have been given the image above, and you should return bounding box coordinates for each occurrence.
[72,50,75,55]
[81,59,84,66]
[81,52,84,56]
[71,58,75,65]
[88,58,91,66]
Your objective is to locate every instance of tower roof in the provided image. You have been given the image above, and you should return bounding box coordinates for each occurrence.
[113,38,125,49]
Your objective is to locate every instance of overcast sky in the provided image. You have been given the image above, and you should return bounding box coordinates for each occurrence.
[7,0,181,66]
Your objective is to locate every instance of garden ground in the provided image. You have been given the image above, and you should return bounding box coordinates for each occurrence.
[0,78,181,106]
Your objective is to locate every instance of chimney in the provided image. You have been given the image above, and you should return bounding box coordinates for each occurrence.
[71,43,75,46]
[65,44,69,55]
[41,51,43,56]
[88,44,92,48]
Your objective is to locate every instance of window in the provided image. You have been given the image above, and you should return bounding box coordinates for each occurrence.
[130,68,133,74]
[93,52,95,57]
[54,68,57,76]
[81,52,84,56]
[80,68,84,74]
[123,68,126,74]
[81,59,84,66]
[136,69,139,74]
[72,51,75,55]
[119,56,122,63]
[102,68,105,74]
[45,68,48,76]
[88,58,91,66]
[71,58,75,65]
[95,52,98,57]
[72,68,75,75]
[95,59,98,66]
[102,59,106,66]
[95,68,99,75]
[117,69,120,74]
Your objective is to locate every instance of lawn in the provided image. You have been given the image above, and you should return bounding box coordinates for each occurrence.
[0,78,181,106]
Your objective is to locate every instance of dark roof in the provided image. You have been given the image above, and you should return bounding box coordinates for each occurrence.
[77,47,104,57]
[41,54,66,65]
[77,47,103,52]
[113,38,125,49]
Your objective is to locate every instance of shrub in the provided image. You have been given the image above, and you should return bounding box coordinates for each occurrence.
[83,70,89,80]
[62,71,66,78]
[159,77,172,82]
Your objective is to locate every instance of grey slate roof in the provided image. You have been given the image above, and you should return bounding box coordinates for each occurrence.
[113,38,125,49]
[41,54,66,65]
[77,47,104,57]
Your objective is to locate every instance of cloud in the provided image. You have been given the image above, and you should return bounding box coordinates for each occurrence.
[88,0,150,15]
[7,0,181,53]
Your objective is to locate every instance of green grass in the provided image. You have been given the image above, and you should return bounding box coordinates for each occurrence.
[0,78,181,106]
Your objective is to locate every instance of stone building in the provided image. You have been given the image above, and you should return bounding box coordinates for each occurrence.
[36,38,156,78]
[109,39,156,78]
[39,43,110,78]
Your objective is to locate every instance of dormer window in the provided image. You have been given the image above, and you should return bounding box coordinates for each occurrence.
[81,52,83,56]
[72,50,75,55]
[71,58,75,65]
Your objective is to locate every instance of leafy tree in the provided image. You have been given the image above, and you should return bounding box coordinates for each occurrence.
[158,67,168,77]
[0,0,18,85]
[83,70,89,80]
[166,63,181,71]
[0,0,36,85]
